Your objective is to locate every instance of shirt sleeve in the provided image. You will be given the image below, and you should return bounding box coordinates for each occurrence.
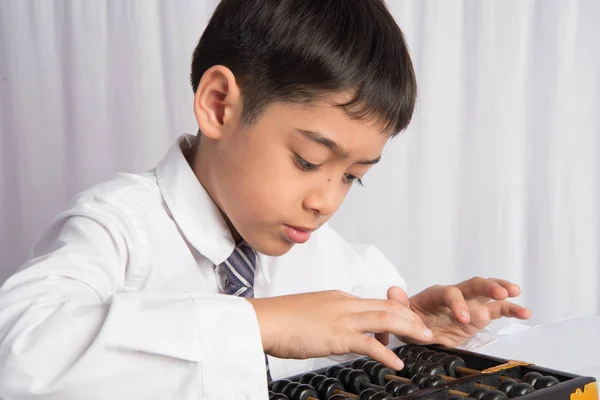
[0,198,268,399]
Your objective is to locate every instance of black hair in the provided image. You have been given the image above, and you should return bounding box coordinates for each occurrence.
[191,0,417,136]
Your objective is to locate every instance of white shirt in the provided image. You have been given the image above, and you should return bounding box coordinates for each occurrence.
[0,135,406,400]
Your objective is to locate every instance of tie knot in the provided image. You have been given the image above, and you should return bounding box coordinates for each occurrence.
[221,243,256,298]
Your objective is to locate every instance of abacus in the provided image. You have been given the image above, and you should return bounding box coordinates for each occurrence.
[268,344,598,400]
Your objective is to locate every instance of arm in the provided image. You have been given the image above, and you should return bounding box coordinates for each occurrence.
[0,208,268,399]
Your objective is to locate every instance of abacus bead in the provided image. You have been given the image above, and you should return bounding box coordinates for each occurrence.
[447,397,476,400]
[358,388,378,400]
[497,379,519,395]
[420,350,439,362]
[407,346,429,360]
[508,382,535,397]
[421,363,448,376]
[384,380,406,396]
[290,384,319,400]
[469,387,492,400]
[398,382,420,395]
[522,372,544,387]
[481,389,508,400]
[351,357,370,369]
[422,375,447,388]
[370,392,393,400]
[441,355,466,377]
[281,382,300,397]
[346,369,372,393]
[316,377,344,399]
[534,375,560,389]
[370,364,396,386]
[328,396,346,400]
[270,379,293,393]
[269,393,289,400]
[408,360,428,377]
[397,345,412,359]
[429,353,450,364]
[411,372,431,388]
[398,359,416,377]
[326,365,345,377]
[337,368,355,387]
[362,361,379,376]
[308,374,327,390]
[299,372,317,384]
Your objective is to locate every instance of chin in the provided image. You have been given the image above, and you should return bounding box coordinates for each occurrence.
[255,237,295,257]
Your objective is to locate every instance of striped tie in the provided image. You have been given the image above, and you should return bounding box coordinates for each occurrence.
[221,241,272,381]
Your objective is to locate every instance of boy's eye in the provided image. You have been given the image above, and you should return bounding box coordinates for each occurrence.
[294,154,321,171]
[344,174,364,186]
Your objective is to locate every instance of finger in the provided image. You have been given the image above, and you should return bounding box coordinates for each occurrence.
[375,332,390,346]
[387,286,410,307]
[487,279,521,298]
[487,301,532,320]
[354,310,433,343]
[426,286,471,324]
[457,277,509,301]
[350,334,404,370]
[345,298,421,324]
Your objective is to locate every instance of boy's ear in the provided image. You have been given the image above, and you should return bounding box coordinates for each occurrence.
[193,65,242,140]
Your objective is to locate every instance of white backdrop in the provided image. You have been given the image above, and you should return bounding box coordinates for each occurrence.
[1,0,598,326]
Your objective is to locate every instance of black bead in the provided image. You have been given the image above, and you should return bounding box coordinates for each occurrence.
[281,382,299,397]
[337,368,354,387]
[358,388,378,400]
[481,389,508,400]
[316,377,344,399]
[308,374,327,390]
[469,387,491,400]
[497,379,518,395]
[346,369,372,393]
[361,360,379,376]
[298,372,317,384]
[407,346,429,360]
[429,352,450,364]
[522,372,543,387]
[508,382,535,397]
[328,395,346,400]
[397,345,412,359]
[419,350,439,362]
[351,357,370,370]
[370,364,395,386]
[383,380,405,396]
[407,360,428,377]
[441,355,466,377]
[289,383,319,400]
[369,391,393,400]
[411,372,431,388]
[422,375,446,388]
[325,364,345,378]
[421,362,447,376]
[269,379,292,393]
[397,382,420,395]
[534,375,560,389]
[269,392,289,400]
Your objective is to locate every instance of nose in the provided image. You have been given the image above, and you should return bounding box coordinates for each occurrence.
[302,180,345,217]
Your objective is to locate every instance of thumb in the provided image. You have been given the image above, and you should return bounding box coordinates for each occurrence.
[387,286,410,307]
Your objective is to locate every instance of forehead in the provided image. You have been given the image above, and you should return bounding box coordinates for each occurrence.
[263,94,390,151]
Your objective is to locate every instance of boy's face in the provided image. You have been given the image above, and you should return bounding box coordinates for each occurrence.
[194,70,389,257]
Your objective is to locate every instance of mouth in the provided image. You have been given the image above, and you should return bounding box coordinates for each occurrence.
[283,224,315,244]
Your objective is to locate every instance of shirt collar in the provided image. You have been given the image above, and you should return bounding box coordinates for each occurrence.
[155,134,271,283]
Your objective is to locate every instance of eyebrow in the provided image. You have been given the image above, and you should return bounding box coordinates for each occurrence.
[296,129,381,165]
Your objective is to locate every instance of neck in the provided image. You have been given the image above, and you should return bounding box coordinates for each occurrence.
[189,134,242,244]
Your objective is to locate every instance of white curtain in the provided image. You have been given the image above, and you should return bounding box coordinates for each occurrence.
[1,0,598,326]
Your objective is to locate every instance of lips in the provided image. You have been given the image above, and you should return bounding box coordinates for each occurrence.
[284,224,314,244]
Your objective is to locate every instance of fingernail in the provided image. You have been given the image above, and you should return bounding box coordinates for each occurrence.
[396,359,404,370]
[461,310,470,320]
[423,328,433,338]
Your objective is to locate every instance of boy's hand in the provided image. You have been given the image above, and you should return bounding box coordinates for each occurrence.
[403,277,531,347]
[248,290,433,370]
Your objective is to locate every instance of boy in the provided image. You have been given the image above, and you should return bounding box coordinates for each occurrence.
[0,0,530,399]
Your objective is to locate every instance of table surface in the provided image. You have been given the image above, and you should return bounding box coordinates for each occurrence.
[470,314,600,383]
